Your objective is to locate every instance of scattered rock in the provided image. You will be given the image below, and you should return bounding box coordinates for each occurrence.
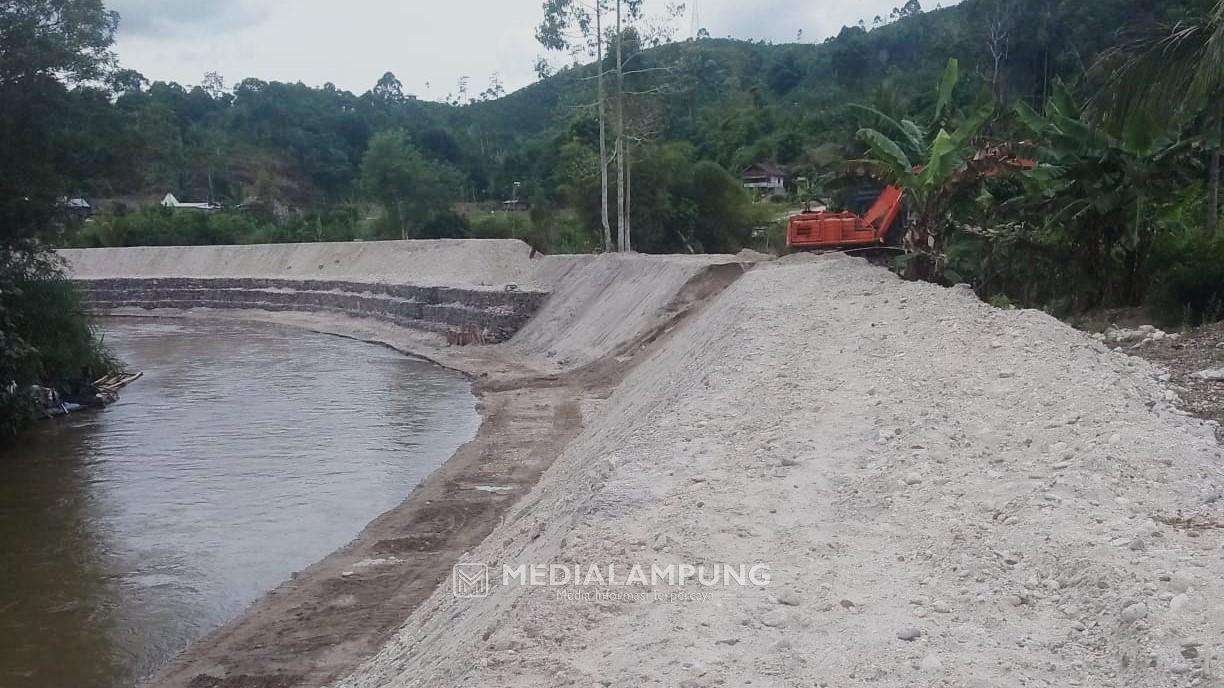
[931,600,951,614]
[777,590,802,607]
[920,654,944,672]
[760,610,790,628]
[1169,570,1195,593]
[897,627,922,641]
[1192,368,1224,381]
[1170,594,1195,613]
[903,471,923,486]
[1120,602,1148,624]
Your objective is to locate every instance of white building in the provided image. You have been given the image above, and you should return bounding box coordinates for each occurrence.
[161,193,220,211]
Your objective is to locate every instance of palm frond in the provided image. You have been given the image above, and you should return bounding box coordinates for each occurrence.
[856,128,916,184]
[1014,100,1050,137]
[846,104,923,159]
[1093,3,1222,126]
[932,58,959,126]
[920,129,969,189]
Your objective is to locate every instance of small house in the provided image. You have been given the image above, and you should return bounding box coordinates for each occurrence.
[742,163,788,196]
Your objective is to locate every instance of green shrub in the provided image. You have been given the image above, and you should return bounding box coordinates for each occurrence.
[0,247,117,441]
[1147,233,1224,325]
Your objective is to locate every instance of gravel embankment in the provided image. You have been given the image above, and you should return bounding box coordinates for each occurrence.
[60,239,587,289]
[338,254,1224,688]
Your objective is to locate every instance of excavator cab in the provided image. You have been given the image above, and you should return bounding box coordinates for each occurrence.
[787,185,906,251]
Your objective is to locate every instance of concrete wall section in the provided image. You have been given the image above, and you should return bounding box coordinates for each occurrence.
[76,277,548,343]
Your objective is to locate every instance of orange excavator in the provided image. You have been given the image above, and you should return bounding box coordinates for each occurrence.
[787,150,1035,251]
[786,185,906,251]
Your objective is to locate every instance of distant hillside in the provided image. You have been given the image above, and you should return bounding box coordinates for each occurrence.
[451,0,1202,175]
[46,0,1208,215]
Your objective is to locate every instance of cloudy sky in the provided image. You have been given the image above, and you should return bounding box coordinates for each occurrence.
[107,0,962,99]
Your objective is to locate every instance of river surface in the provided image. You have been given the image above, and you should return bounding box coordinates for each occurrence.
[0,318,480,688]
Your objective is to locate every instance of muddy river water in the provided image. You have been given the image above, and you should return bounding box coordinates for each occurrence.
[0,318,480,687]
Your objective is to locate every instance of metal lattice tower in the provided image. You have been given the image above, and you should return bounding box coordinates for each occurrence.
[690,0,701,38]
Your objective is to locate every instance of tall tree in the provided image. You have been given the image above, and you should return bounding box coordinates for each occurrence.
[1094,0,1224,235]
[0,0,118,240]
[360,130,463,240]
[615,0,627,251]
[371,71,405,102]
[537,0,614,252]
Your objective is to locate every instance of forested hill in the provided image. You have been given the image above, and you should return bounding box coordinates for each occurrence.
[50,0,1203,215]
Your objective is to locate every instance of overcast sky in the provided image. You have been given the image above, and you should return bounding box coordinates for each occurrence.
[107,0,962,99]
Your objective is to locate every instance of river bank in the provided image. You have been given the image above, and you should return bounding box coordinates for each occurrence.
[338,254,1223,688]
[61,241,750,687]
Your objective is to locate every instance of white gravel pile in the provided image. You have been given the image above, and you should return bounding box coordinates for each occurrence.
[341,254,1221,686]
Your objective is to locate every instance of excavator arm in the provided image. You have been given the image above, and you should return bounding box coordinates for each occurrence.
[786,185,905,250]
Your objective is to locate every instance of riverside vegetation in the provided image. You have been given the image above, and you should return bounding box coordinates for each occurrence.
[1,1,119,441]
[2,0,1223,437]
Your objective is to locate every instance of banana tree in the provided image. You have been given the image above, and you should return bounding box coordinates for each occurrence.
[1014,82,1197,305]
[852,59,1026,281]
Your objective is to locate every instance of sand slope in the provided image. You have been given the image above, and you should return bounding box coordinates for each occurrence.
[338,255,1224,688]
[508,253,746,371]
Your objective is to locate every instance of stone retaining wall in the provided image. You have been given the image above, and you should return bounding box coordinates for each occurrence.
[76,278,549,343]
